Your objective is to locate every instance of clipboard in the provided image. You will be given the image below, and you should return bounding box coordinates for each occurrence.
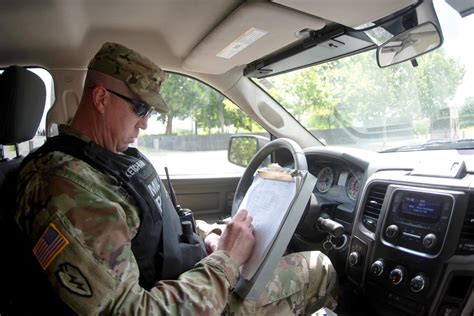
[233,168,316,300]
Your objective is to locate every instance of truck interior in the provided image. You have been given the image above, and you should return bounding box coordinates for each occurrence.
[1,0,474,315]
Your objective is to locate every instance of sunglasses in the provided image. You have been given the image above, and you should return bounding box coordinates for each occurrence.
[90,86,153,118]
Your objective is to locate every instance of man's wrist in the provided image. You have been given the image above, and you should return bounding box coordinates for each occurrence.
[200,250,240,289]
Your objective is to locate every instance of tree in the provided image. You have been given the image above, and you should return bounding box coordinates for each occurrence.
[158,74,201,134]
[160,74,245,135]
[192,86,226,134]
[263,64,339,129]
[223,99,265,133]
[414,49,465,135]
[262,48,465,140]
[331,49,465,139]
[460,96,474,128]
[330,52,419,130]
[160,49,465,138]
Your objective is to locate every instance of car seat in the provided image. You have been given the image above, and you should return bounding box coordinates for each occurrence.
[0,66,72,315]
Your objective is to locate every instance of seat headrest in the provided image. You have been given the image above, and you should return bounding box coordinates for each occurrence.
[0,66,46,145]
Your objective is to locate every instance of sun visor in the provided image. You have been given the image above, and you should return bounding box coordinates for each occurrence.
[272,0,418,28]
[182,2,325,75]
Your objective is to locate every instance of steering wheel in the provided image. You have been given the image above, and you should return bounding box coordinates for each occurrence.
[231,137,337,246]
[231,138,308,215]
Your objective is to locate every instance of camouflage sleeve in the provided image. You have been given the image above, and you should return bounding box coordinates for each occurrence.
[16,155,240,315]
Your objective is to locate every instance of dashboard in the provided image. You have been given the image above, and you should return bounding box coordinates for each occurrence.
[310,162,364,203]
[286,146,474,316]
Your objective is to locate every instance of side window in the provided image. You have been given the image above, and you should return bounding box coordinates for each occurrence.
[138,73,269,176]
[1,68,54,159]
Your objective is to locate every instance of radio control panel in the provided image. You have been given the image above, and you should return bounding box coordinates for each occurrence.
[381,188,454,257]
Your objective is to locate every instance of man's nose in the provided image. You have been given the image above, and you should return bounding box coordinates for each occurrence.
[138,116,148,130]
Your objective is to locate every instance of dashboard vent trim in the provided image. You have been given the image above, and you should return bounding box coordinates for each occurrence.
[458,195,474,254]
[362,183,388,232]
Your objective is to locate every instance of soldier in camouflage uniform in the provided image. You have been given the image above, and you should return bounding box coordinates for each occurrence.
[16,42,337,315]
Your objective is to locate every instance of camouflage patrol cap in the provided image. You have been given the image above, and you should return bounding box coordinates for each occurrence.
[88,42,169,113]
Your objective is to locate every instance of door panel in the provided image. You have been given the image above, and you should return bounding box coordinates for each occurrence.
[164,176,240,222]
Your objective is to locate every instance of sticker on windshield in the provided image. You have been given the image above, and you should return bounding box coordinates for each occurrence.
[217,27,267,59]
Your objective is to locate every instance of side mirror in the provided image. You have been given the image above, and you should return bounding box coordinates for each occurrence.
[228,135,269,167]
[377,22,442,67]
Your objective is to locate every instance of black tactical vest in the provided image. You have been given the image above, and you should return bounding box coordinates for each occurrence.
[23,134,207,290]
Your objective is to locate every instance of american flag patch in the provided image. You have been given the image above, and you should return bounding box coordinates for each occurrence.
[33,223,69,270]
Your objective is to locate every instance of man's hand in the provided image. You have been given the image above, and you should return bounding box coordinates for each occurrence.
[204,232,221,254]
[217,209,255,266]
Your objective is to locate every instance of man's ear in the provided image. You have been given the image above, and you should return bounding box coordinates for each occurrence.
[90,86,108,115]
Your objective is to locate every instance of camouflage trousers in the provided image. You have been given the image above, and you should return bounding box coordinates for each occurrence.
[224,251,338,315]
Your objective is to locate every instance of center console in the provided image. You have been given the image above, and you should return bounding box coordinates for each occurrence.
[347,170,473,315]
[381,187,456,257]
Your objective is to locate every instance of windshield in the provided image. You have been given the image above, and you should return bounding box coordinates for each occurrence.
[255,0,474,152]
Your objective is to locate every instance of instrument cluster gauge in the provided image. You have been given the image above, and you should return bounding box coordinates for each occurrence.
[346,171,363,201]
[316,166,334,193]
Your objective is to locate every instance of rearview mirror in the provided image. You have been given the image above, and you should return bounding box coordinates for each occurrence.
[377,22,442,67]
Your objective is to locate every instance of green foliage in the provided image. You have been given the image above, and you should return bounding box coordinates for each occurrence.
[159,74,200,134]
[262,48,465,138]
[413,118,430,136]
[264,64,339,129]
[228,137,258,167]
[158,49,465,138]
[460,97,474,128]
[413,49,465,132]
[332,53,419,128]
[223,99,265,133]
[158,73,263,135]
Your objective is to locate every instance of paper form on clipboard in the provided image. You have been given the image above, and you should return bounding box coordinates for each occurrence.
[238,170,297,280]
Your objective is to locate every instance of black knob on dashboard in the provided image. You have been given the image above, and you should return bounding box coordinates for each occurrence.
[389,266,406,285]
[348,252,360,266]
[422,233,438,249]
[370,259,385,276]
[410,274,428,293]
[385,224,399,239]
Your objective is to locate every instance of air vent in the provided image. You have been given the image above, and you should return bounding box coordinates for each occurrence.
[457,195,474,254]
[362,184,388,232]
